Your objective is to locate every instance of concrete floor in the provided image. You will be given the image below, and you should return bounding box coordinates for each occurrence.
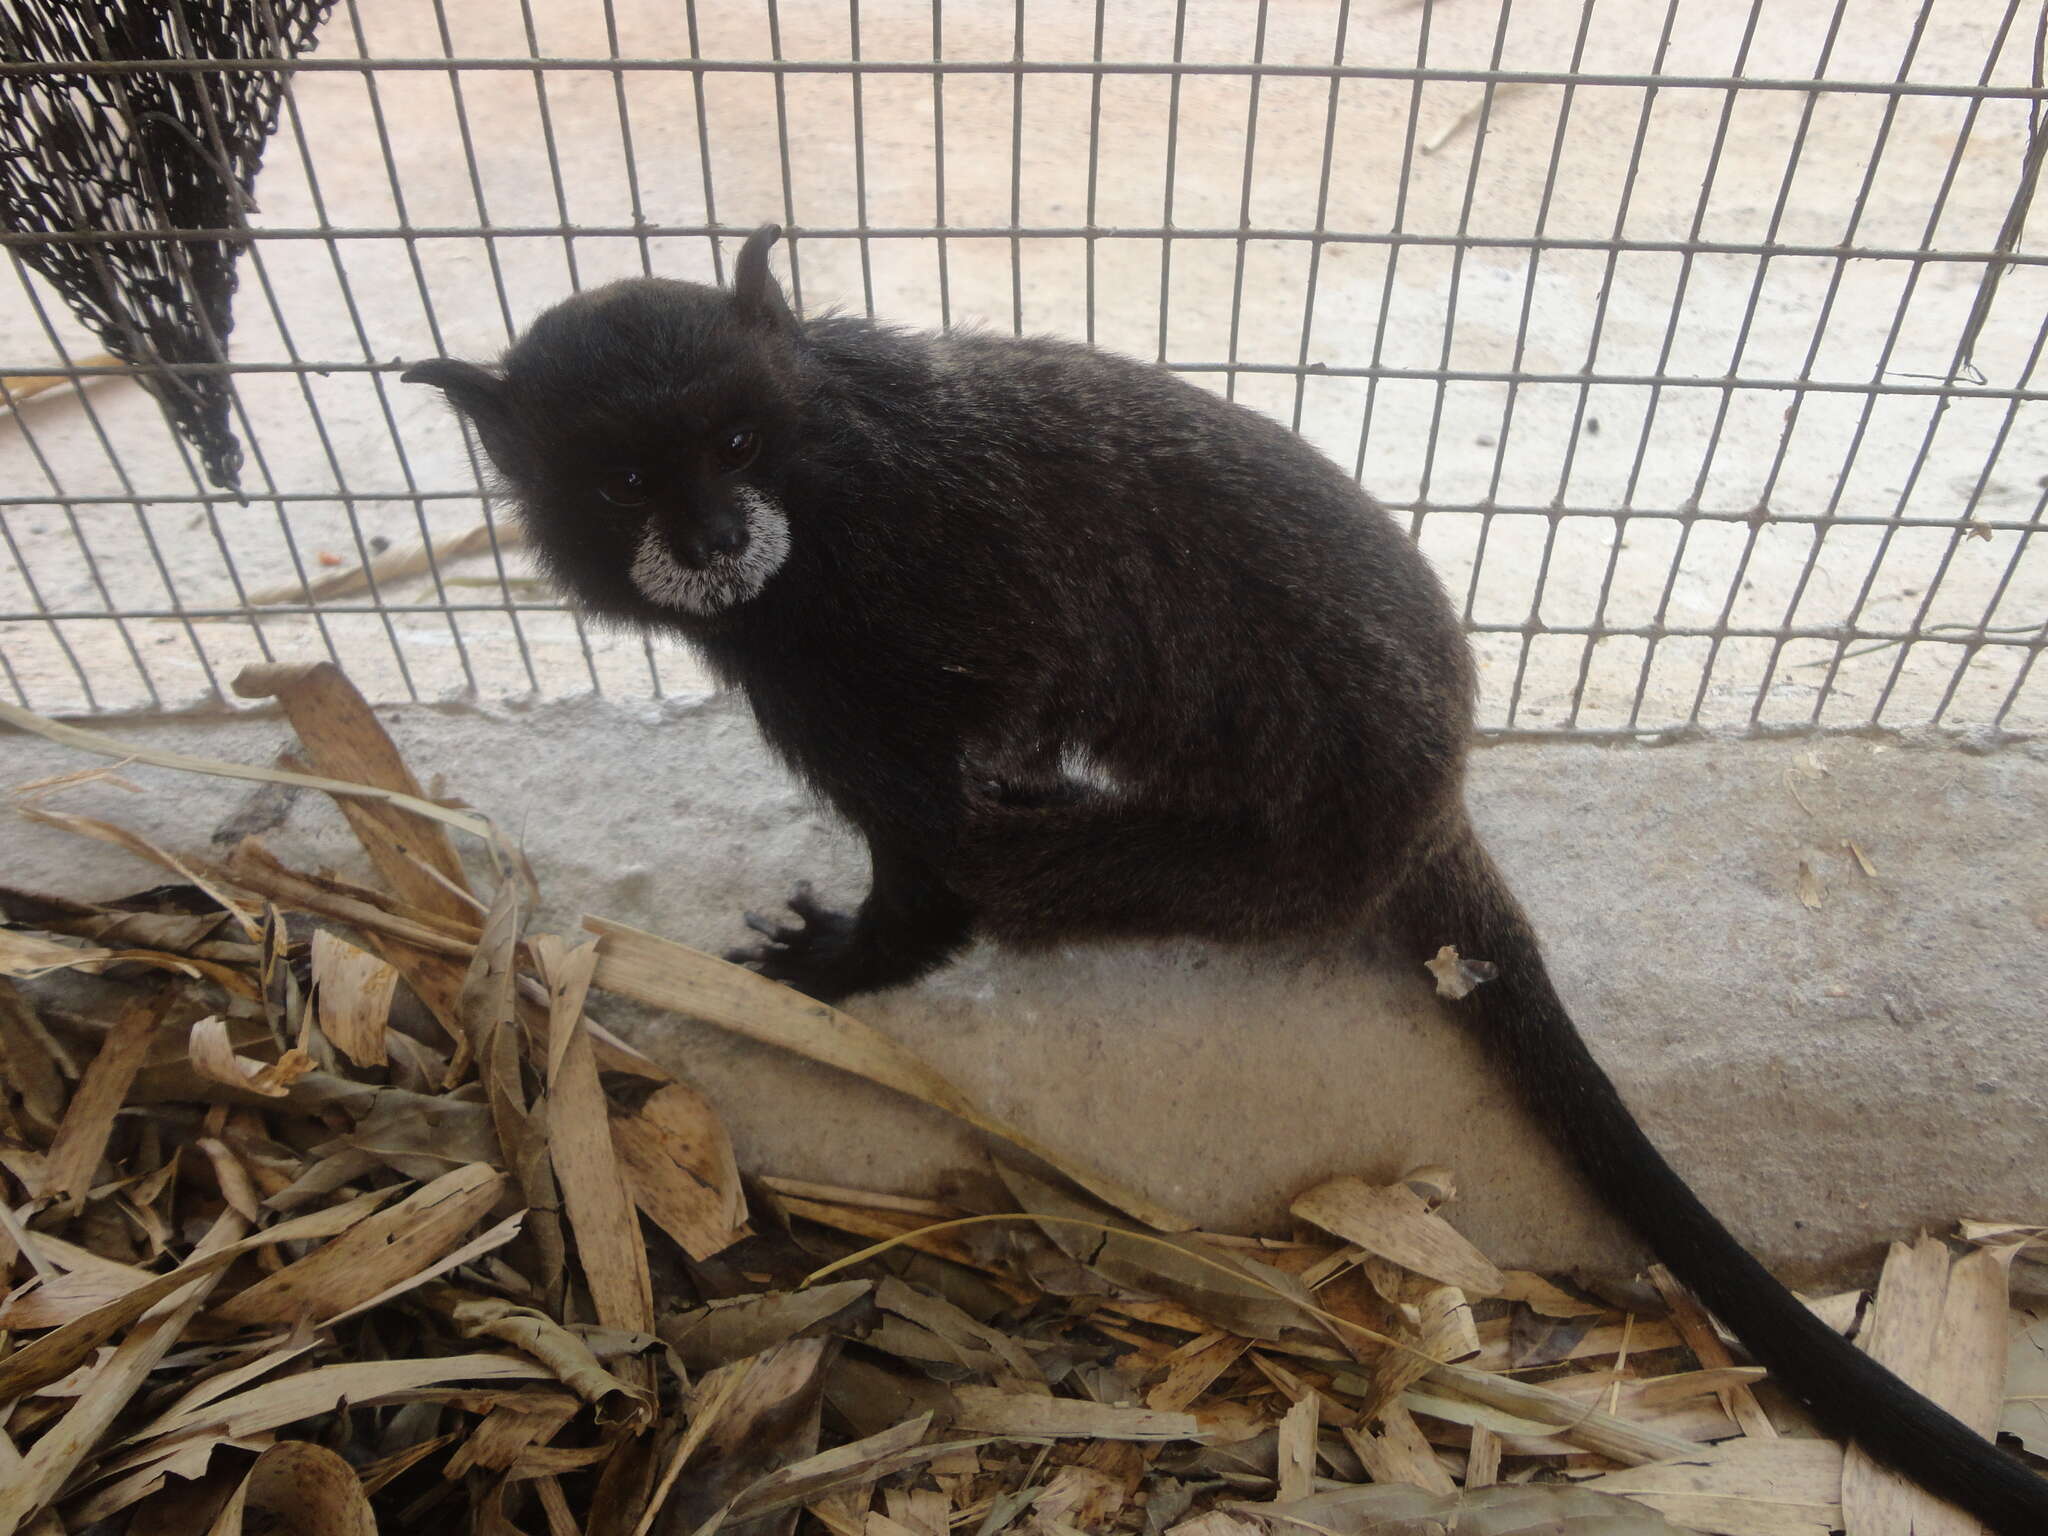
[7,695,2044,1287]
[1,0,2044,730]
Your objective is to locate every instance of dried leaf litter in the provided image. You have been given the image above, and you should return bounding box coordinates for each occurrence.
[0,663,2039,1536]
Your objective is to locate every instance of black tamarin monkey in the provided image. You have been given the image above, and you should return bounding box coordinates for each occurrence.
[407,225,2047,1533]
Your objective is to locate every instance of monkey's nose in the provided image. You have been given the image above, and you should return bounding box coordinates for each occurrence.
[675,520,749,567]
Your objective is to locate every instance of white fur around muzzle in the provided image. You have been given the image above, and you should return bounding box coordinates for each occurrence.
[628,485,791,615]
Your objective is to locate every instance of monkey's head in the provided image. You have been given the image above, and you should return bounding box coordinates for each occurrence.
[403,225,804,623]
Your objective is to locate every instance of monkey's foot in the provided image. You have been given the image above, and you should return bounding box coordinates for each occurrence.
[723,882,867,1002]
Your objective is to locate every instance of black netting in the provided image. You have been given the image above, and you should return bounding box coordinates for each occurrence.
[0,0,335,489]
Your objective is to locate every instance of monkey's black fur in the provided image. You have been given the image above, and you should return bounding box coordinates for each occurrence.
[407,226,2048,1534]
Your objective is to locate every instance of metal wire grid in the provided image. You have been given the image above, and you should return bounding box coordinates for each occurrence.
[0,0,2043,736]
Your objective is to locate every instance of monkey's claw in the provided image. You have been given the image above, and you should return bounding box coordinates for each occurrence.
[740,910,786,942]
[724,882,864,999]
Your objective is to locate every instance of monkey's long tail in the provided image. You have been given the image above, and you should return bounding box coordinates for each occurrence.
[1392,818,2048,1536]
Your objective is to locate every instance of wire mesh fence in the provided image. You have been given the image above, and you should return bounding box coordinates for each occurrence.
[1,0,2044,736]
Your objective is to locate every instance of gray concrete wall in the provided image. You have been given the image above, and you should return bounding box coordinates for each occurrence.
[8,696,2043,1288]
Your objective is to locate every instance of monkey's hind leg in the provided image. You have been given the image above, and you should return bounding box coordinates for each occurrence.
[726,841,972,1003]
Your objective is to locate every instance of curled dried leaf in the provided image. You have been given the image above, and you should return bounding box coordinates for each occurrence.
[427,1284,652,1424]
[187,1016,314,1099]
[2004,1308,2048,1456]
[310,929,399,1068]
[0,929,253,995]
[611,1080,750,1261]
[207,1439,377,1536]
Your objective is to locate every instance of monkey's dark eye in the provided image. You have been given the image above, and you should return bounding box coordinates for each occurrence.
[596,469,650,507]
[714,428,760,473]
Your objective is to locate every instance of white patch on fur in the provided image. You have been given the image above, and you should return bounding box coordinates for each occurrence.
[628,485,791,615]
[1057,744,1125,796]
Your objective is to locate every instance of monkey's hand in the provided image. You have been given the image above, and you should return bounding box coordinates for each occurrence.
[725,859,974,1003]
[724,882,867,1001]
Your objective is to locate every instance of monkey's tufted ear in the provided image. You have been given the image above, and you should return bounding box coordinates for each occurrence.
[401,358,507,422]
[733,224,795,332]
[402,358,526,473]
